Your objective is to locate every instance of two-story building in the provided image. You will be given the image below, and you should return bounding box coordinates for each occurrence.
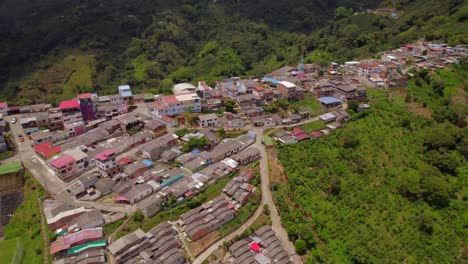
[198,114,218,127]
[151,92,201,117]
[95,149,119,178]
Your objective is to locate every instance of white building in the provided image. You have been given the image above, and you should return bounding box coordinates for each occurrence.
[198,114,218,127]
[173,83,197,95]
[95,149,119,178]
[151,92,201,117]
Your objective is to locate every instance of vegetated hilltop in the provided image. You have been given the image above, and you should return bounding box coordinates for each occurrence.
[1,0,466,105]
[275,63,467,263]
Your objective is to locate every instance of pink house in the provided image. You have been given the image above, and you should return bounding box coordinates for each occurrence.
[50,155,76,181]
[95,149,119,178]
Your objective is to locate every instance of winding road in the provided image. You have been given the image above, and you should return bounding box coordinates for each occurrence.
[192,128,302,264]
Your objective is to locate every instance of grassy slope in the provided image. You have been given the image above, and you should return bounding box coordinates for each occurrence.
[0,238,20,264]
[14,50,96,105]
[4,171,49,264]
[275,75,466,263]
[289,94,323,117]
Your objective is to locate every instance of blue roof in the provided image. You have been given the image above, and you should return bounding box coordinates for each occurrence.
[262,77,279,85]
[318,97,342,105]
[25,128,39,134]
[142,159,153,167]
[121,91,133,98]
[118,85,130,92]
[191,149,200,155]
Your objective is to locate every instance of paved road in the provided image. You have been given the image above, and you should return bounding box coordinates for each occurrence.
[4,115,134,213]
[192,128,302,264]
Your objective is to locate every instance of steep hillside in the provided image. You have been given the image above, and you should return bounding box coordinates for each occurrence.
[275,64,467,263]
[0,0,466,104]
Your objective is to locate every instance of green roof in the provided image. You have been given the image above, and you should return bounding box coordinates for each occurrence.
[66,240,106,254]
[0,162,22,175]
[143,93,154,100]
[160,174,184,189]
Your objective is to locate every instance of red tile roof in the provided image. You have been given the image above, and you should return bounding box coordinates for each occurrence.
[359,61,380,69]
[59,100,80,109]
[251,243,261,252]
[33,142,61,158]
[153,100,168,110]
[0,102,7,108]
[50,155,75,169]
[118,157,132,165]
[95,149,115,161]
[310,131,323,138]
[295,133,310,141]
[78,93,92,99]
[290,128,306,136]
[162,95,179,105]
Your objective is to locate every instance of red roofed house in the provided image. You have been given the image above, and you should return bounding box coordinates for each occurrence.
[310,131,324,139]
[34,142,62,159]
[95,150,119,178]
[0,102,8,114]
[290,128,309,141]
[50,227,103,254]
[151,92,201,117]
[357,61,382,76]
[50,155,77,181]
[59,100,83,124]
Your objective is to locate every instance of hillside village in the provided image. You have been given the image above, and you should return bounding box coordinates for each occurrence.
[0,39,466,264]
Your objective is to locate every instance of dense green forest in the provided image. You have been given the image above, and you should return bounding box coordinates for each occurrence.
[275,63,467,263]
[0,0,466,104]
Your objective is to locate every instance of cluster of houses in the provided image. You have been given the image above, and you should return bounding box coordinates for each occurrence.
[228,225,292,264]
[339,40,468,88]
[108,222,185,264]
[44,200,107,263]
[273,109,351,144]
[107,166,259,263]
[45,132,261,263]
[59,129,259,220]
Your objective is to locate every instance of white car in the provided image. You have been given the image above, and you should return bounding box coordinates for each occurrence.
[11,117,17,124]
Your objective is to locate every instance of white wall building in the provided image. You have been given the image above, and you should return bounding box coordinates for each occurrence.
[151,92,201,117]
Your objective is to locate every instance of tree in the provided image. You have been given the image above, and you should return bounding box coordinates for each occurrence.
[329,176,341,195]
[426,150,461,175]
[432,79,445,96]
[224,98,236,112]
[348,100,359,112]
[133,210,144,222]
[294,239,307,255]
[423,122,461,150]
[397,170,420,198]
[182,136,209,152]
[335,7,352,20]
[420,170,452,208]
[263,204,270,215]
[212,47,244,77]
